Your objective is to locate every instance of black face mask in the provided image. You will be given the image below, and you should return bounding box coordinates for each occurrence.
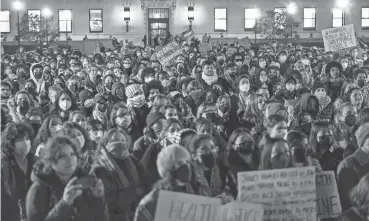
[18,100,30,115]
[201,154,215,168]
[228,149,251,166]
[317,135,333,147]
[219,105,230,113]
[30,122,41,135]
[178,66,184,74]
[105,82,113,90]
[25,87,35,95]
[358,80,365,88]
[171,164,191,184]
[301,123,312,136]
[218,60,225,66]
[344,114,357,127]
[69,84,78,92]
[292,148,306,163]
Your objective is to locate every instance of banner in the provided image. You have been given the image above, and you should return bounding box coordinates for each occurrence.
[155,191,264,221]
[238,167,316,221]
[153,41,182,67]
[322,24,357,52]
[316,171,342,219]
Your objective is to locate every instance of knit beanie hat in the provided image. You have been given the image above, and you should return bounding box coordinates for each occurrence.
[312,81,326,93]
[112,82,124,96]
[172,129,197,146]
[125,84,142,99]
[146,111,165,127]
[355,122,369,147]
[157,144,191,178]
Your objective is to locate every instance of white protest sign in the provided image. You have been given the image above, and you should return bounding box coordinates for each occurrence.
[238,167,316,221]
[316,171,342,219]
[322,24,357,52]
[221,201,264,221]
[155,191,264,221]
[155,190,221,221]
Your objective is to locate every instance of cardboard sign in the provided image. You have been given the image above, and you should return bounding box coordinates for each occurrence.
[153,41,183,66]
[155,191,264,221]
[316,171,342,219]
[238,37,252,49]
[238,167,316,221]
[322,24,357,52]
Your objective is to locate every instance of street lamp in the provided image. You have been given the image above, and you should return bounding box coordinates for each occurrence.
[188,5,194,30]
[336,0,349,9]
[287,3,297,39]
[123,7,131,32]
[42,8,52,46]
[253,8,260,44]
[13,0,23,47]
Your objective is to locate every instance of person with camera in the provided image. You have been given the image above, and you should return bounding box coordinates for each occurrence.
[26,136,108,221]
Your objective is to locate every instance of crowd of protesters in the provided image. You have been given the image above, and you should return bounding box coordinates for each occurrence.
[1,35,369,221]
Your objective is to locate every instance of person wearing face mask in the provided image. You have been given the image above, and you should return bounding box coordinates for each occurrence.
[278,51,289,76]
[29,63,44,93]
[333,103,359,151]
[91,93,110,129]
[2,123,35,221]
[261,139,291,170]
[282,75,298,100]
[135,144,212,221]
[23,79,37,101]
[140,67,156,84]
[7,91,35,123]
[91,129,151,221]
[86,119,104,145]
[184,79,205,115]
[48,89,77,122]
[141,118,183,183]
[168,91,195,128]
[340,58,350,79]
[344,87,365,112]
[15,67,28,89]
[175,62,188,76]
[258,114,288,152]
[312,82,333,123]
[239,94,266,140]
[66,76,81,99]
[189,134,234,198]
[111,102,142,143]
[324,61,345,101]
[111,82,127,103]
[103,74,116,94]
[133,112,166,160]
[25,109,43,138]
[126,84,151,131]
[143,80,163,107]
[232,52,248,75]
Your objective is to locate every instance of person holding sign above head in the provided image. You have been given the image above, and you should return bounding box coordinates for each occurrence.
[134,144,211,221]
[336,173,369,221]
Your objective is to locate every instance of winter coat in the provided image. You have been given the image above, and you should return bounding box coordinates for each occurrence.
[90,155,152,221]
[336,207,367,221]
[1,153,34,221]
[26,166,108,221]
[337,149,369,211]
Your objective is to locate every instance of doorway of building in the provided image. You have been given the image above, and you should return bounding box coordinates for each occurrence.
[148,8,169,46]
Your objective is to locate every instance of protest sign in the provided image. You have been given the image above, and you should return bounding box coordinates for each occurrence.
[153,41,183,67]
[238,167,316,221]
[238,37,252,49]
[316,171,342,219]
[322,24,357,52]
[202,34,211,44]
[155,191,264,221]
[199,43,212,56]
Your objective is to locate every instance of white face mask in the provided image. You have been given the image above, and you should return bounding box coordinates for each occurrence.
[145,77,154,83]
[286,83,295,91]
[123,64,131,69]
[14,139,31,156]
[59,100,72,111]
[239,84,250,92]
[162,79,171,87]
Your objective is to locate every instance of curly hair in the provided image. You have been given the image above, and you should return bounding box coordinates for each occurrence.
[1,123,34,157]
[109,102,138,128]
[32,115,62,154]
[59,121,92,154]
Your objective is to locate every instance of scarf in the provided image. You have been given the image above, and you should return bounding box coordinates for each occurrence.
[202,73,218,85]
[318,96,331,111]
[127,96,147,108]
[97,148,140,189]
[93,109,106,122]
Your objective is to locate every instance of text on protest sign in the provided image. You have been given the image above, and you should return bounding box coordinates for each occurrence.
[237,167,316,221]
[155,190,264,221]
[322,24,357,52]
[153,41,183,66]
[315,171,342,219]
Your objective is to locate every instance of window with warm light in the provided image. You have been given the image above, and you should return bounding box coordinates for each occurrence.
[59,9,72,32]
[28,9,41,32]
[89,9,103,32]
[332,8,344,27]
[244,8,258,30]
[0,10,10,33]
[362,7,369,29]
[274,8,286,29]
[214,8,227,31]
[303,8,316,30]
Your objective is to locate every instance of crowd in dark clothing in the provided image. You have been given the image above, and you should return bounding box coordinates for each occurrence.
[1,37,369,221]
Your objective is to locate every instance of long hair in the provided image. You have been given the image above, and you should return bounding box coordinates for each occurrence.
[59,121,92,154]
[51,89,78,113]
[307,122,332,157]
[1,123,33,157]
[151,95,173,113]
[358,107,369,126]
[32,115,62,153]
[97,128,132,155]
[109,102,138,129]
[160,118,183,140]
[245,94,265,120]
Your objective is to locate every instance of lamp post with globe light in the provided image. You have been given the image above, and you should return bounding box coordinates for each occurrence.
[287,3,297,39]
[13,0,23,47]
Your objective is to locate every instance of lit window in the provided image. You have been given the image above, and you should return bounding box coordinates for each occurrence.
[28,10,41,32]
[89,9,103,32]
[332,8,344,27]
[362,8,369,29]
[303,8,316,30]
[244,8,259,30]
[274,8,286,29]
[0,10,10,33]
[214,8,227,31]
[59,9,72,32]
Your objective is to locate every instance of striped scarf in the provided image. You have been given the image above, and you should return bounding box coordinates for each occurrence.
[209,163,223,195]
